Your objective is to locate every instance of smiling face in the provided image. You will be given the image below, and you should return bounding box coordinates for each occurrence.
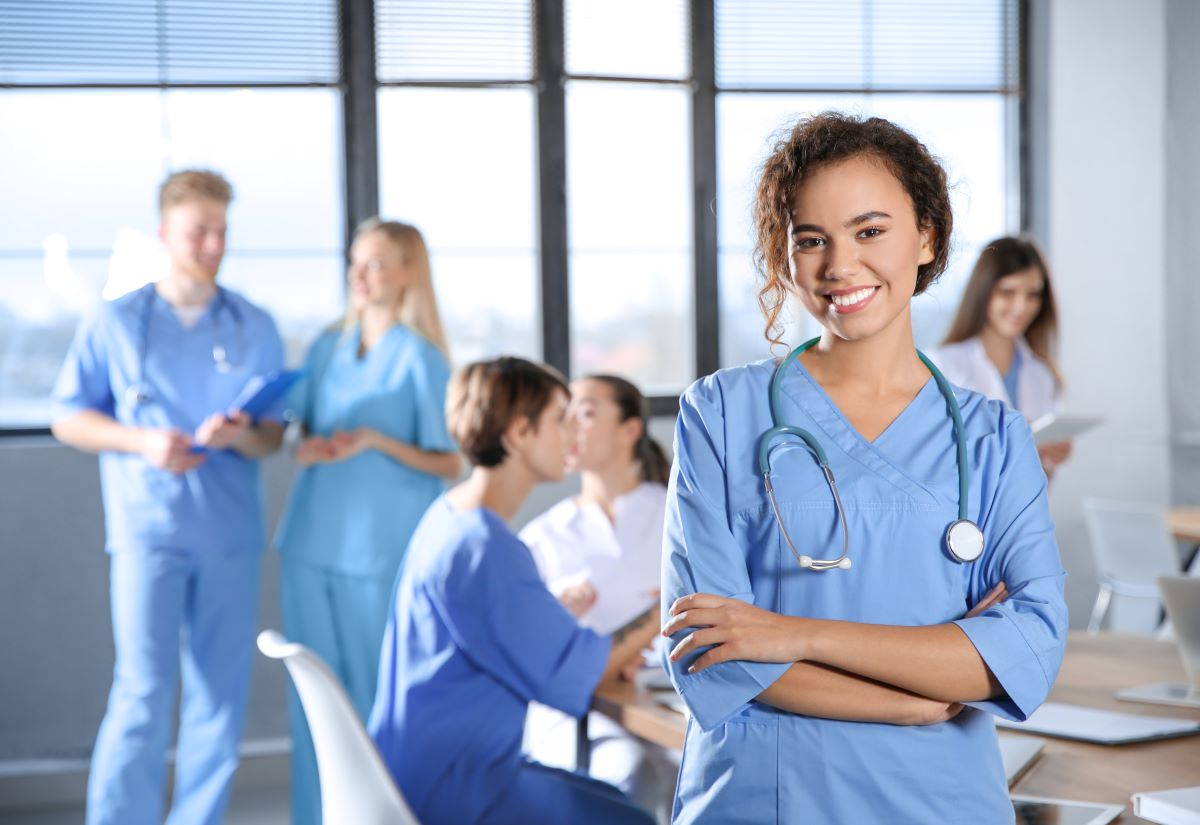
[566,378,640,474]
[347,229,411,314]
[787,155,935,342]
[985,266,1044,341]
[159,197,227,285]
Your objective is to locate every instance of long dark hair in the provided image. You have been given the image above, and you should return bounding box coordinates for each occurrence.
[586,375,670,486]
[943,236,1061,384]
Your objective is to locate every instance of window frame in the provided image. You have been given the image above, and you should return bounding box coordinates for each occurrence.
[0,0,1027,432]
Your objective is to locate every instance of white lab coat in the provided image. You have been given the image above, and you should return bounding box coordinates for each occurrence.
[931,335,1059,423]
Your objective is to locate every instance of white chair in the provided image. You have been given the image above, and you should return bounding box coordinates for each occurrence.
[1082,498,1181,634]
[256,630,420,825]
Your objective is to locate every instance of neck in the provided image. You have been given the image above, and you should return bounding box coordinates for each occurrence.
[579,461,641,521]
[359,306,397,353]
[978,326,1017,372]
[156,272,216,309]
[801,308,926,393]
[448,464,535,523]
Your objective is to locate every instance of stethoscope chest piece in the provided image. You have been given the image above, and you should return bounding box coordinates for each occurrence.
[945,519,984,563]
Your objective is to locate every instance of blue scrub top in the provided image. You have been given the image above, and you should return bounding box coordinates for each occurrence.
[662,358,1068,825]
[274,324,454,576]
[368,498,611,825]
[51,283,285,554]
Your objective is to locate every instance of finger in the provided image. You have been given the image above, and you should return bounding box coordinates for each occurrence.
[687,644,733,674]
[661,607,722,638]
[668,628,725,662]
[670,593,727,616]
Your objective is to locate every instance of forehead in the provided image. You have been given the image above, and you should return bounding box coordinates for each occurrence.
[995,266,1044,290]
[569,378,615,404]
[162,197,227,226]
[789,155,913,221]
[351,230,400,257]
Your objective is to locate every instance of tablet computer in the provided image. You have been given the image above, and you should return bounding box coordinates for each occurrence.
[1012,795,1123,825]
[1030,414,1101,445]
[995,701,1200,744]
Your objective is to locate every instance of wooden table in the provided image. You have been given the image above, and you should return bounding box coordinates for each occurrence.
[1170,506,1200,544]
[592,631,1198,823]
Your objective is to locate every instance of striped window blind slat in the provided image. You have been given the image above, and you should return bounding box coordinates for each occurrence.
[375,0,534,83]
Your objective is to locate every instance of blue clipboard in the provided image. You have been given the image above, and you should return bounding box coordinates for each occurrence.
[188,369,304,454]
[228,369,305,419]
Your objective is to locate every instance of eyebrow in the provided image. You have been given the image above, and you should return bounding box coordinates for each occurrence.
[791,211,893,236]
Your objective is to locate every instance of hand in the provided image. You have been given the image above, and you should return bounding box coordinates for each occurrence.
[195,411,250,451]
[556,581,597,618]
[661,593,804,674]
[295,436,337,467]
[328,427,375,461]
[913,700,966,726]
[140,429,205,474]
[1037,439,1072,479]
[964,581,1008,619]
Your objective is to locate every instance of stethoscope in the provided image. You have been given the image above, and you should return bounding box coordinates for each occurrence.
[758,337,985,571]
[125,283,245,407]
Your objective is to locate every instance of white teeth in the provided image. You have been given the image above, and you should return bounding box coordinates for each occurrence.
[830,287,875,307]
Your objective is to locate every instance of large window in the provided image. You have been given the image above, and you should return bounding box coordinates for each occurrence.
[0,1,344,428]
[0,0,1023,429]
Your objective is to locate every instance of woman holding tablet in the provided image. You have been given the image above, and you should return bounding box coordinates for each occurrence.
[659,113,1068,823]
[934,236,1071,478]
[274,219,461,825]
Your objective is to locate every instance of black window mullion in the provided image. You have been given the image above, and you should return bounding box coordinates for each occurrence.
[341,0,379,254]
[691,0,719,381]
[535,0,570,376]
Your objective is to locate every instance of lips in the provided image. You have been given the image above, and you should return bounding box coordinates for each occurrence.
[826,286,878,315]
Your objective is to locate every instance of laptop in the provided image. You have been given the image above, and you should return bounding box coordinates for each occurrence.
[1117,576,1200,710]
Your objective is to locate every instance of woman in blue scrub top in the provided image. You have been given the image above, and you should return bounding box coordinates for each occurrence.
[659,113,1068,824]
[369,357,660,825]
[935,237,1071,479]
[274,219,461,825]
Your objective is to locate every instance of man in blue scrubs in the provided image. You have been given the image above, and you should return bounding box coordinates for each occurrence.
[51,170,286,825]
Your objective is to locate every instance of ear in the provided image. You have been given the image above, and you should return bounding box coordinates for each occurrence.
[158,220,167,244]
[503,414,534,454]
[917,226,936,266]
[619,415,643,448]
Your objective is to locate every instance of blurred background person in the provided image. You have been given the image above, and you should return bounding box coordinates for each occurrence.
[934,236,1071,479]
[273,219,460,825]
[520,374,676,823]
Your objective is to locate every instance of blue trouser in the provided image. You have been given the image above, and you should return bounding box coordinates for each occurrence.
[482,760,657,825]
[280,559,394,825]
[86,546,262,825]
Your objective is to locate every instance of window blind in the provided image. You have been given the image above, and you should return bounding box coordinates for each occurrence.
[716,0,1018,91]
[375,0,534,83]
[0,0,340,86]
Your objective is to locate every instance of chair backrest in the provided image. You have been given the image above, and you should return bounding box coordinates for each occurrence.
[1158,577,1200,684]
[257,630,420,825]
[1082,498,1181,633]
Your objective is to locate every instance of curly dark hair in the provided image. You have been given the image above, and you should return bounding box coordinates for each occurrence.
[752,112,953,348]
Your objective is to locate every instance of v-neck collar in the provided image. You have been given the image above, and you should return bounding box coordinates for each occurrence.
[778,358,941,507]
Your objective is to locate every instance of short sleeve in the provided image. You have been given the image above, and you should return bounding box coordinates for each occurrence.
[411,341,454,453]
[953,414,1068,722]
[661,380,791,732]
[431,524,609,718]
[51,311,115,421]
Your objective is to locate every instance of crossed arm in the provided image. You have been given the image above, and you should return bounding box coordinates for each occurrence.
[661,583,1007,725]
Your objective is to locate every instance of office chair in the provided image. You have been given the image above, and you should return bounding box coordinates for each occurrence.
[256,630,420,825]
[1082,498,1181,634]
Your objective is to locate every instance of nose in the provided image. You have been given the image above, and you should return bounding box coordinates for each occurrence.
[823,239,859,280]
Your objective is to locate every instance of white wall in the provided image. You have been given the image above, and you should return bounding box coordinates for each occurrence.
[1042,0,1171,626]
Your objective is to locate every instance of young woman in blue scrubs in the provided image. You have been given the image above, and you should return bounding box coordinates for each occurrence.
[659,113,1068,824]
[51,170,286,825]
[369,357,659,825]
[274,219,461,825]
[935,237,1071,479]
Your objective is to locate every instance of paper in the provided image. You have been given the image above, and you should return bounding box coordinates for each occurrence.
[1030,414,1101,445]
[995,701,1200,744]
